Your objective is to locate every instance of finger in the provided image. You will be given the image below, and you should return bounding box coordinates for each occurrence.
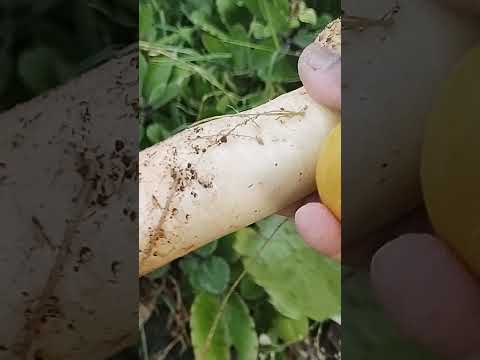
[371,234,480,360]
[298,43,341,111]
[343,206,433,268]
[295,202,341,259]
[277,193,319,218]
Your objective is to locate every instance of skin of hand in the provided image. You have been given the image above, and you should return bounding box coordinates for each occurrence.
[281,42,341,260]
[289,6,480,359]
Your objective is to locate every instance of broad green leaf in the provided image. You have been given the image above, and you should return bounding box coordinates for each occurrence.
[273,314,309,344]
[241,0,262,17]
[195,240,218,258]
[146,123,169,143]
[216,0,239,27]
[239,273,265,300]
[150,66,192,110]
[143,60,173,105]
[258,0,290,45]
[191,292,230,360]
[193,256,231,294]
[225,293,259,360]
[202,34,229,54]
[257,54,299,83]
[227,24,251,72]
[234,216,340,321]
[216,233,240,264]
[179,255,201,275]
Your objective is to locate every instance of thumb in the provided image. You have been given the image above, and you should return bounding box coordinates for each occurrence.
[298,43,341,111]
[371,234,480,360]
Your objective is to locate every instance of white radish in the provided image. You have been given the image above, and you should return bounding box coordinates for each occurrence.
[139,19,342,275]
[139,88,340,275]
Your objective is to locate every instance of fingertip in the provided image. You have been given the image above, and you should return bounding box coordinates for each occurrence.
[295,202,341,258]
[298,43,341,111]
[371,234,480,359]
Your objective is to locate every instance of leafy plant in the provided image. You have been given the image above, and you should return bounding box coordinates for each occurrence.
[0,0,138,110]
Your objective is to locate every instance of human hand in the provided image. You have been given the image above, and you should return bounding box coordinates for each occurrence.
[278,40,341,259]
[291,5,480,360]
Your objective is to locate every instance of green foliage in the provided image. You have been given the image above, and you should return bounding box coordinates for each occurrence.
[191,292,230,360]
[139,0,340,149]
[273,314,309,344]
[234,217,341,321]
[0,0,137,110]
[190,292,258,360]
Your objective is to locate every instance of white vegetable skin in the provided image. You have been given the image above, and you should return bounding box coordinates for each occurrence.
[139,88,339,275]
[0,46,138,359]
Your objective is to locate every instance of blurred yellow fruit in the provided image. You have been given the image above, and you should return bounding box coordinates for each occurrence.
[316,123,341,219]
[421,46,480,277]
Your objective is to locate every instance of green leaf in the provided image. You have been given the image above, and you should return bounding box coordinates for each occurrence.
[273,314,309,344]
[234,216,340,321]
[227,24,251,72]
[139,2,155,41]
[216,0,237,27]
[239,273,265,300]
[225,293,258,359]
[146,123,169,143]
[257,54,299,83]
[258,0,290,47]
[179,255,201,275]
[202,34,230,53]
[193,256,231,294]
[191,292,230,360]
[216,233,241,263]
[233,227,262,257]
[298,2,317,25]
[189,10,229,40]
[18,47,60,93]
[195,240,218,258]
[139,53,148,95]
[250,21,271,39]
[150,66,192,110]
[241,0,262,19]
[143,60,174,105]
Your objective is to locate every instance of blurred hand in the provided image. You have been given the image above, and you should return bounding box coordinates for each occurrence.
[290,7,480,360]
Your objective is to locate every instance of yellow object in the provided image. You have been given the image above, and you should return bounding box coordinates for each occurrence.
[316,123,341,219]
[421,46,480,277]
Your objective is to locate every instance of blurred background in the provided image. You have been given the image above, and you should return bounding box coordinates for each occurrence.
[0,0,137,111]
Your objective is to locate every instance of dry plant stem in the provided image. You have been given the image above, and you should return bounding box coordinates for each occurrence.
[139,88,340,275]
